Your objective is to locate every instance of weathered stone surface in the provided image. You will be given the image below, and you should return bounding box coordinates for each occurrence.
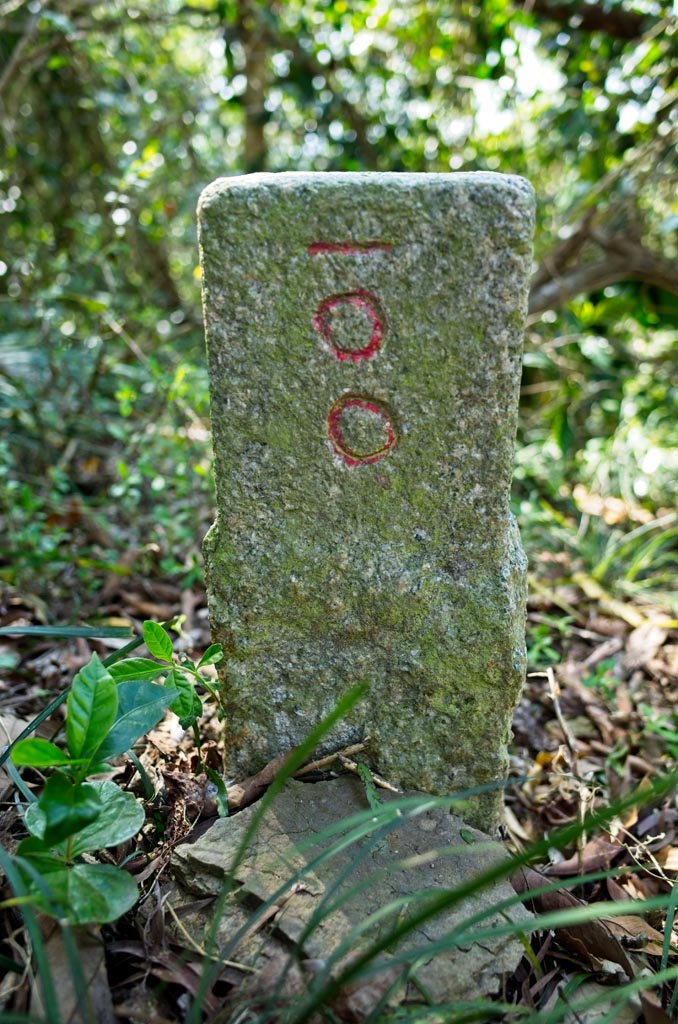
[170,777,533,1008]
[199,172,534,830]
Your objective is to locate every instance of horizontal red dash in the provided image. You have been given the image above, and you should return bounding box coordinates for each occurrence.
[308,241,393,255]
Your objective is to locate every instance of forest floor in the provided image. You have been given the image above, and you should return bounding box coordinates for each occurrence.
[1,565,678,1023]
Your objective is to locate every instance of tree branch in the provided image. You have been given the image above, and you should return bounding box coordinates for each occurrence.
[529,231,678,315]
[523,0,649,40]
[250,10,379,167]
[0,1,42,100]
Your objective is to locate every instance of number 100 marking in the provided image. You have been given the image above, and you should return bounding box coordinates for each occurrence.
[309,242,398,467]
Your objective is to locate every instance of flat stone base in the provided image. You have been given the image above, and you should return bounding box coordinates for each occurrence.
[170,777,532,1015]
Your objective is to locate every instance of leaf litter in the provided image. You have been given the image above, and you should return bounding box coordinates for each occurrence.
[1,568,678,1021]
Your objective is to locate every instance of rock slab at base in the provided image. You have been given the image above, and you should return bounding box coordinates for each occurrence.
[171,777,533,1010]
[199,172,535,830]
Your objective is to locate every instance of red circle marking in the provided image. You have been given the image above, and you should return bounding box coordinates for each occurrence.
[327,395,397,467]
[313,289,384,362]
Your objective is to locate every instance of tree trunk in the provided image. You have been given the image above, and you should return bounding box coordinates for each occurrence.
[236,0,268,173]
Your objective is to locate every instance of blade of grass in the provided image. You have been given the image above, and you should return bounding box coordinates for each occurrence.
[289,769,678,1023]
[0,847,62,1024]
[624,526,678,582]
[60,924,99,1024]
[186,682,369,1023]
[125,748,155,801]
[210,784,513,973]
[593,511,678,581]
[0,952,24,973]
[518,962,678,1024]
[663,882,678,969]
[3,757,37,803]
[0,626,133,638]
[314,855,636,994]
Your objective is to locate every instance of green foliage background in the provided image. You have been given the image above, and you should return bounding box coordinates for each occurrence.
[0,0,676,612]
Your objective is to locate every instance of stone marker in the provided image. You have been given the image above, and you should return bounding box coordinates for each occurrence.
[199,172,535,831]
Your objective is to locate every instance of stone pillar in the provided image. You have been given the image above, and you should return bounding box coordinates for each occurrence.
[199,172,535,831]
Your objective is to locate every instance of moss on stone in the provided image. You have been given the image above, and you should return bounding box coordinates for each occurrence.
[199,172,535,832]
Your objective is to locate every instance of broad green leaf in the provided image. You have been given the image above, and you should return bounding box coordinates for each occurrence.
[204,766,229,818]
[197,643,223,668]
[42,10,77,34]
[70,783,144,855]
[69,864,139,923]
[66,653,118,760]
[11,738,72,768]
[179,693,203,731]
[62,291,110,312]
[46,55,70,70]
[36,774,101,846]
[18,861,138,924]
[143,621,174,662]
[16,837,63,866]
[82,761,117,776]
[25,780,144,856]
[109,657,165,682]
[96,681,178,759]
[165,668,200,726]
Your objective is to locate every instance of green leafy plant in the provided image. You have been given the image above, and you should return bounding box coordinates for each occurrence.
[639,703,678,762]
[527,613,574,667]
[582,656,618,703]
[4,671,678,1022]
[3,621,223,925]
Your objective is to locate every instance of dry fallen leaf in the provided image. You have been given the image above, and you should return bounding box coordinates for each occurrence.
[621,622,669,676]
[545,835,621,877]
[30,923,115,1024]
[657,846,678,871]
[0,714,33,799]
[512,867,635,975]
[604,914,666,956]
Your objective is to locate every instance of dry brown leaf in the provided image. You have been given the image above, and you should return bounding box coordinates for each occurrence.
[119,592,176,620]
[503,804,534,843]
[604,914,666,956]
[657,846,678,871]
[572,485,652,526]
[160,769,209,843]
[607,877,630,902]
[30,923,115,1024]
[512,867,635,975]
[622,622,669,675]
[640,987,673,1024]
[545,835,621,877]
[109,940,221,1017]
[0,714,33,799]
[556,663,620,745]
[329,959,403,1022]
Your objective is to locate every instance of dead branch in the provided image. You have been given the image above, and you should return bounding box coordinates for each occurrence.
[523,0,649,40]
[529,226,678,315]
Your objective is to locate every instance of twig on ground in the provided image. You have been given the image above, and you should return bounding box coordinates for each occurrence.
[337,755,401,793]
[294,739,371,776]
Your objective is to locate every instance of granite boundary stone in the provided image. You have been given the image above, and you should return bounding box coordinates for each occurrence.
[199,172,535,830]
